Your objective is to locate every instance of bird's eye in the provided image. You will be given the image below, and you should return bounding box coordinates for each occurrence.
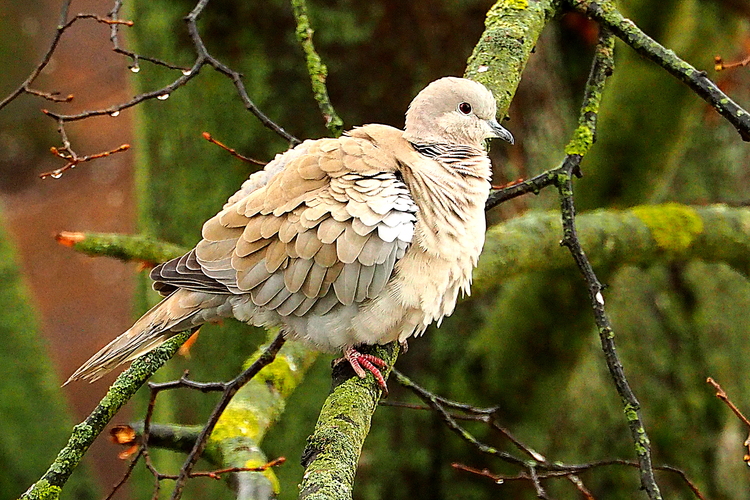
[458,102,472,115]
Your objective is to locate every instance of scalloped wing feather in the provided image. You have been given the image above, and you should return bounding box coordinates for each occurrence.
[154,131,418,321]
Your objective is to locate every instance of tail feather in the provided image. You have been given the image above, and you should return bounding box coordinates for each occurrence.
[64,290,210,385]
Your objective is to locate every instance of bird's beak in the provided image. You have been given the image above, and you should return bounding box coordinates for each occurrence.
[487,118,514,144]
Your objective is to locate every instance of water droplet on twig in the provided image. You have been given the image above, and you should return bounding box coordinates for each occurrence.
[130,64,140,73]
[182,69,192,76]
[157,93,170,101]
[50,171,63,179]
[110,110,120,117]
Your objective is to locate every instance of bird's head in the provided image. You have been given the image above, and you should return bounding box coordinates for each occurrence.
[403,77,514,149]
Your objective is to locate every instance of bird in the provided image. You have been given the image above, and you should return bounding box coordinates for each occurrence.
[65,76,514,388]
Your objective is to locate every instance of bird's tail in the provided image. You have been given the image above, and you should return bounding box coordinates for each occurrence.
[64,289,212,385]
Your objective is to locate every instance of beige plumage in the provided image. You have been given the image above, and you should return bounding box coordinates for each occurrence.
[66,77,513,386]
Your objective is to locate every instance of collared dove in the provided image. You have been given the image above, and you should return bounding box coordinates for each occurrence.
[66,76,513,388]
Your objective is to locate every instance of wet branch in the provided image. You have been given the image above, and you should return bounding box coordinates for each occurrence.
[1,0,299,180]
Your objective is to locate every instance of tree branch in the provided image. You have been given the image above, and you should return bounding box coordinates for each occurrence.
[476,203,750,292]
[19,332,192,500]
[290,0,344,137]
[168,332,287,500]
[554,30,662,499]
[568,0,750,141]
[465,0,559,116]
[298,343,398,500]
[55,231,187,265]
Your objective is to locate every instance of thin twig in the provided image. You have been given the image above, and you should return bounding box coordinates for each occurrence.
[158,457,286,480]
[108,0,191,72]
[555,29,662,500]
[104,448,145,500]
[40,143,130,179]
[25,88,74,103]
[397,368,617,497]
[392,369,529,469]
[168,332,286,500]
[706,377,750,466]
[290,0,344,137]
[714,53,750,71]
[202,132,267,165]
[707,377,750,428]
[2,0,299,177]
[486,169,559,211]
[0,1,131,111]
[453,460,706,499]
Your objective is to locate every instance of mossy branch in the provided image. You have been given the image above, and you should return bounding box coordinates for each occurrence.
[56,231,187,264]
[298,2,559,498]
[19,332,192,500]
[475,203,750,292]
[298,343,398,500]
[290,0,343,137]
[568,0,750,141]
[206,340,319,498]
[465,0,559,117]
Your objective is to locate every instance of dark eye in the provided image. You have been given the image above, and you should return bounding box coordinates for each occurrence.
[458,102,472,115]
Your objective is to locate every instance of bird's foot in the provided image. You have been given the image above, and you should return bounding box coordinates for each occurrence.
[336,346,390,394]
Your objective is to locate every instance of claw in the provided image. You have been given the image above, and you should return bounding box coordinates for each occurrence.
[337,346,390,394]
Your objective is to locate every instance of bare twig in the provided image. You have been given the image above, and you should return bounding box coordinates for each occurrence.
[706,377,750,466]
[202,132,267,165]
[707,377,750,428]
[168,332,286,500]
[0,1,132,111]
[452,460,706,499]
[104,448,145,500]
[25,88,74,103]
[107,0,191,72]
[159,458,286,481]
[486,169,559,210]
[182,0,299,145]
[40,142,130,180]
[2,0,299,180]
[394,369,701,497]
[714,53,750,71]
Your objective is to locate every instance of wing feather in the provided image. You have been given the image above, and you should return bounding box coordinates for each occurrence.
[152,133,417,321]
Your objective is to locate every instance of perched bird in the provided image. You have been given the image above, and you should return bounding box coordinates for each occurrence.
[66,77,513,388]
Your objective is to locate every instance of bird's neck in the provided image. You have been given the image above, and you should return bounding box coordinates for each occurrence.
[409,142,491,181]
[399,147,491,260]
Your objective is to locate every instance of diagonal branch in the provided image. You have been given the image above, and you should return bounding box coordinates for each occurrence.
[19,332,192,500]
[569,0,750,141]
